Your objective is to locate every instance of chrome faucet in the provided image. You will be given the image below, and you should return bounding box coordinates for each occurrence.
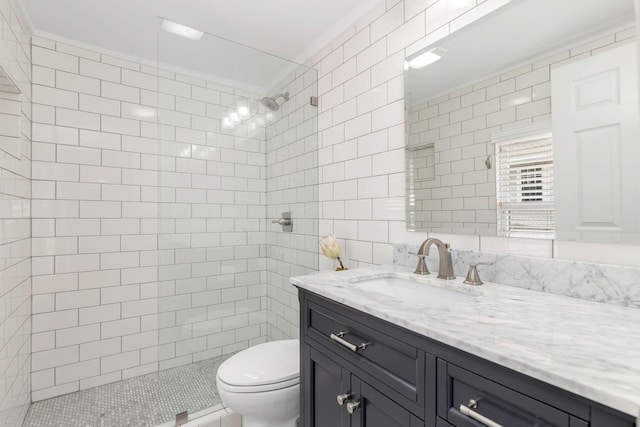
[411,238,456,280]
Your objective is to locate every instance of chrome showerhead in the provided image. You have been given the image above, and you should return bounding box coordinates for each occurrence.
[260,92,289,111]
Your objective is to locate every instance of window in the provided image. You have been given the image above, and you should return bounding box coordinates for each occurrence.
[494,124,554,239]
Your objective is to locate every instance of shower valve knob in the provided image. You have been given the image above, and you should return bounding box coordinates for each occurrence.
[272,212,293,232]
[272,218,292,226]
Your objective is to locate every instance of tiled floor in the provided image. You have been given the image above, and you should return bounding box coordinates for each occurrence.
[23,354,232,427]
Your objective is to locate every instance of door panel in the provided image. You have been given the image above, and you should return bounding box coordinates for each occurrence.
[351,377,425,427]
[304,344,351,427]
[552,41,640,243]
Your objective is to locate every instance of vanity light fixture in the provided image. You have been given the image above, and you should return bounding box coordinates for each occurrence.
[407,47,447,69]
[161,19,204,40]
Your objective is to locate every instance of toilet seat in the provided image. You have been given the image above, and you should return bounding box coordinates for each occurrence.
[216,339,300,394]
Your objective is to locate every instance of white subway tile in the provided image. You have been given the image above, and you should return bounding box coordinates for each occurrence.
[32,200,79,218]
[102,319,140,340]
[79,58,120,82]
[33,65,55,86]
[481,236,552,258]
[33,123,79,145]
[80,201,122,218]
[31,237,77,257]
[101,251,140,270]
[33,85,78,109]
[56,324,100,346]
[387,12,425,54]
[101,350,140,373]
[122,69,158,91]
[370,3,403,43]
[32,345,79,371]
[56,359,100,384]
[356,39,387,75]
[33,46,78,73]
[57,145,101,165]
[102,184,141,202]
[32,309,78,333]
[80,129,121,150]
[79,94,120,116]
[80,165,121,184]
[102,115,140,136]
[78,236,121,254]
[56,71,100,95]
[345,199,373,220]
[55,218,100,236]
[55,254,100,273]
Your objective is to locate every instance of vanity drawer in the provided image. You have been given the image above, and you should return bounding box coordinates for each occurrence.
[304,296,426,407]
[438,361,586,427]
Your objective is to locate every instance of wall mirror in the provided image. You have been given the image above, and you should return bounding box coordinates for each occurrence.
[404,0,639,244]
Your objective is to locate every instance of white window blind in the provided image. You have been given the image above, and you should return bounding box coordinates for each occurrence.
[495,131,554,239]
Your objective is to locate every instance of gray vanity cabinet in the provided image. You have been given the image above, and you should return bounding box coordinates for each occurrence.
[303,325,425,427]
[299,289,635,427]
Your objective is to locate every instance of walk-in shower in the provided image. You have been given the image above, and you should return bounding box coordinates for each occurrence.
[154,28,319,423]
[22,19,318,427]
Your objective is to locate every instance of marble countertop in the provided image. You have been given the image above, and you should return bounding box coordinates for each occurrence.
[290,266,640,420]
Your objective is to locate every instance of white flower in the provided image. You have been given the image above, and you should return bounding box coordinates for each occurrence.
[319,234,341,259]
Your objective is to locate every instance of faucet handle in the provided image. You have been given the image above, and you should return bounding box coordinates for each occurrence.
[409,252,430,275]
[469,261,493,267]
[463,262,494,286]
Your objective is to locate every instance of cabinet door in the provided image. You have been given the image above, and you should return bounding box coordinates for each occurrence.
[350,377,425,427]
[303,343,351,427]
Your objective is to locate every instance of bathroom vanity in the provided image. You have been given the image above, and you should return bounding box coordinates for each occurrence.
[292,268,639,427]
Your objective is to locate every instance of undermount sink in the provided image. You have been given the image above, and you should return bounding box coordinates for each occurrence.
[349,274,478,308]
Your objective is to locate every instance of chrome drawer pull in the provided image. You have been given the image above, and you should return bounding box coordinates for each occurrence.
[330,332,369,352]
[459,400,503,427]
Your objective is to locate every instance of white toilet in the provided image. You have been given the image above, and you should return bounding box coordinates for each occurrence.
[216,339,300,427]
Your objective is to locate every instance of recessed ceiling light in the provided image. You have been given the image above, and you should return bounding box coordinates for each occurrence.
[407,47,447,69]
[161,20,204,40]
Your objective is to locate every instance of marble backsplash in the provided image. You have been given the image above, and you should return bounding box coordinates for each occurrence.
[394,244,640,309]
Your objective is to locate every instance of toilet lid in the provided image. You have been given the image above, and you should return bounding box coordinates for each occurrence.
[217,339,299,387]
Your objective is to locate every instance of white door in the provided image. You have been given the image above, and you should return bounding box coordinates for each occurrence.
[552,41,640,243]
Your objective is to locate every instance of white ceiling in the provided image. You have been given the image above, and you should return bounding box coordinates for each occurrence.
[20,0,384,91]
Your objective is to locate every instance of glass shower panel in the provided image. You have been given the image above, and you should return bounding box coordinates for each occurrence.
[156,19,318,424]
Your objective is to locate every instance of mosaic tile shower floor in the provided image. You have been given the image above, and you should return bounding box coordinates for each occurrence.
[23,354,232,427]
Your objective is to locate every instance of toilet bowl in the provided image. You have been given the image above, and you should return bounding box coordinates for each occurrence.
[216,339,300,427]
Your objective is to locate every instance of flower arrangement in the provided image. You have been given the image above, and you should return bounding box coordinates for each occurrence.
[319,234,347,271]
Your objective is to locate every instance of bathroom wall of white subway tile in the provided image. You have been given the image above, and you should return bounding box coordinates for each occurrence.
[156,72,269,374]
[311,0,640,275]
[0,0,32,425]
[265,66,319,341]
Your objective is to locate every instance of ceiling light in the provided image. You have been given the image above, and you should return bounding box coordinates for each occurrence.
[237,105,250,120]
[222,117,234,129]
[161,20,204,40]
[407,47,447,69]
